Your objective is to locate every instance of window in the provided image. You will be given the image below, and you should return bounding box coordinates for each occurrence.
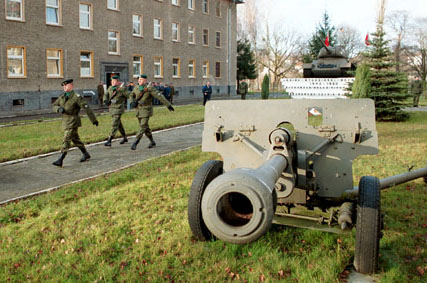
[215,0,221,17]
[188,25,195,44]
[7,46,26,78]
[172,22,180,42]
[154,56,163,78]
[202,0,208,13]
[202,61,209,78]
[6,0,24,21]
[188,59,195,78]
[46,0,61,25]
[79,3,92,30]
[216,31,221,47]
[133,15,143,36]
[172,58,180,77]
[107,0,118,10]
[46,48,63,78]
[80,51,93,77]
[203,29,209,46]
[154,18,163,39]
[171,0,179,6]
[215,62,221,78]
[108,31,119,54]
[133,55,143,78]
[188,0,194,10]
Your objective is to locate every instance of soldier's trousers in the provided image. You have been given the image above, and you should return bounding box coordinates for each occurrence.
[136,117,152,140]
[413,93,421,107]
[61,128,84,153]
[110,114,126,137]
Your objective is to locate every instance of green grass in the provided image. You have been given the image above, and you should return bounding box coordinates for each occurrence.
[0,112,426,282]
[0,105,204,162]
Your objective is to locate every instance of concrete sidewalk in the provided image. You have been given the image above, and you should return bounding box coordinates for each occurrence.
[0,123,203,204]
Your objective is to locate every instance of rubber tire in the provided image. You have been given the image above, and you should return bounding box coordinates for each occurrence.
[354,176,381,274]
[188,160,223,241]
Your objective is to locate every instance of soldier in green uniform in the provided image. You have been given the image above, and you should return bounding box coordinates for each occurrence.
[103,75,130,146]
[410,76,423,107]
[52,79,99,167]
[129,75,175,150]
[237,80,249,100]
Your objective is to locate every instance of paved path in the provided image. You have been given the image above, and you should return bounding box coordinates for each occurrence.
[0,123,203,204]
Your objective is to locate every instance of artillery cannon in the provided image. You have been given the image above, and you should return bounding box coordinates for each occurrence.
[188,99,427,274]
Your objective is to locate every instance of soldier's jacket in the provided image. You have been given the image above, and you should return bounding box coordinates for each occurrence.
[130,83,172,118]
[410,80,423,94]
[238,82,249,94]
[52,91,98,130]
[104,86,130,115]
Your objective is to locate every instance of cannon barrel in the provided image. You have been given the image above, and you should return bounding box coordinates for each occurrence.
[201,154,289,244]
[380,167,427,190]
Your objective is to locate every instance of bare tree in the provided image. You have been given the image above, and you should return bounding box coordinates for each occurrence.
[386,10,409,71]
[336,24,364,59]
[259,24,302,91]
[404,17,427,82]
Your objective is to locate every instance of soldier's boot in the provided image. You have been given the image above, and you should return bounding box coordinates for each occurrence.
[104,136,113,147]
[79,148,91,162]
[119,136,128,144]
[52,152,67,167]
[148,136,156,148]
[131,138,141,150]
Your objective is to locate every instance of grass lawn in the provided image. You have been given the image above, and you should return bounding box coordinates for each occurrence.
[0,112,426,282]
[0,105,204,163]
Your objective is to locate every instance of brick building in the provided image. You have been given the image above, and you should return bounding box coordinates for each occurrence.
[1,0,242,113]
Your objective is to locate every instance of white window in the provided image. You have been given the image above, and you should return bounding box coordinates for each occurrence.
[188,0,194,10]
[202,0,208,13]
[133,15,142,36]
[202,61,209,78]
[46,0,60,25]
[79,3,92,29]
[7,46,26,78]
[154,56,163,78]
[172,58,180,77]
[133,55,143,78]
[108,31,119,54]
[6,0,24,21]
[80,51,93,77]
[172,0,179,6]
[188,59,195,78]
[215,0,221,17]
[203,29,209,46]
[172,22,180,42]
[107,0,118,10]
[154,18,162,39]
[188,25,195,44]
[46,49,63,77]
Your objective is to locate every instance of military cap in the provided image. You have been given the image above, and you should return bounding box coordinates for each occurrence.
[61,79,73,86]
[139,74,147,79]
[111,75,120,80]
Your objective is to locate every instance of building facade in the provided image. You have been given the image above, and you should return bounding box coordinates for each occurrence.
[1,0,241,113]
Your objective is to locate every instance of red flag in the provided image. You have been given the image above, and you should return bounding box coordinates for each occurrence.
[325,33,330,47]
[365,33,370,46]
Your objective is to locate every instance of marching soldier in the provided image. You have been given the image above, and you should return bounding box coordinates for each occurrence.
[52,79,99,167]
[129,74,174,150]
[410,76,423,107]
[237,80,249,100]
[103,75,130,146]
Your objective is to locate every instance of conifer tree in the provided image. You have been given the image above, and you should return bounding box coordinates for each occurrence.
[261,74,270,99]
[307,12,337,61]
[352,63,371,98]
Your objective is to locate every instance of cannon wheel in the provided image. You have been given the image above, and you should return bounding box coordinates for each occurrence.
[354,176,381,274]
[188,160,223,241]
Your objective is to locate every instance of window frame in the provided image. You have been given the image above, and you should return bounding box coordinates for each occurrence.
[215,61,221,78]
[202,60,209,78]
[188,25,195,44]
[5,0,24,22]
[202,0,209,14]
[108,30,120,55]
[107,0,119,11]
[46,0,62,26]
[79,2,92,30]
[172,57,180,78]
[215,31,221,48]
[215,0,221,17]
[132,14,143,37]
[6,45,27,78]
[153,18,163,40]
[80,50,94,78]
[171,0,179,6]
[202,28,209,46]
[172,22,180,42]
[154,56,163,78]
[188,59,196,78]
[187,0,194,10]
[133,55,143,78]
[46,48,63,78]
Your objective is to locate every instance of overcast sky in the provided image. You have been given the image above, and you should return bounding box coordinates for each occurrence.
[238,0,427,37]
